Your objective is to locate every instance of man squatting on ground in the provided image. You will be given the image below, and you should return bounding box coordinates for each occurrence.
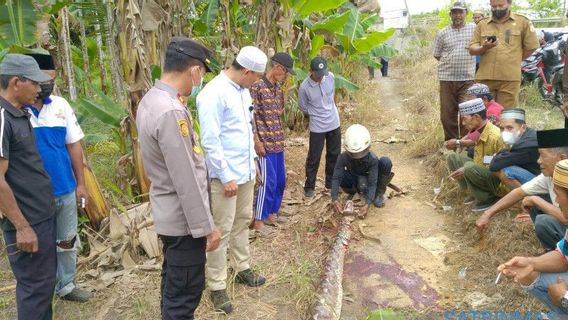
[498,159,568,316]
[330,124,393,219]
[137,37,221,319]
[446,98,506,213]
[477,129,568,252]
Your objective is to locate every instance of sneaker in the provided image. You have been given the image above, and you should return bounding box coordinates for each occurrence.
[235,269,266,287]
[60,287,94,303]
[471,200,497,213]
[463,196,475,205]
[210,289,233,314]
[304,188,315,198]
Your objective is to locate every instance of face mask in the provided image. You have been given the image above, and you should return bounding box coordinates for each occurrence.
[38,82,54,100]
[492,8,508,19]
[190,76,204,97]
[501,130,520,145]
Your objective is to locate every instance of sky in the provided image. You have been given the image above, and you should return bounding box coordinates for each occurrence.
[378,0,529,15]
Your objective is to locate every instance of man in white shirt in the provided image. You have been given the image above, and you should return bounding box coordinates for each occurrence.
[476,129,568,251]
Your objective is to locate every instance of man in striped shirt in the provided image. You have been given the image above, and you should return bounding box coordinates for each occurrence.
[434,1,476,140]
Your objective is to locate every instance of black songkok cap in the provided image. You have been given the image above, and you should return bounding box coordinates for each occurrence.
[537,128,568,148]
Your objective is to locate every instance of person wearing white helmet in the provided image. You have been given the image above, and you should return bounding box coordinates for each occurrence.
[330,124,393,219]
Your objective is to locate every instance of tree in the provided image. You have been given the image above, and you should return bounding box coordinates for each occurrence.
[525,0,564,18]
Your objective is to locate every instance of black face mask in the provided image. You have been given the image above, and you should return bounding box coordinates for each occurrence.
[38,82,54,100]
[492,8,508,19]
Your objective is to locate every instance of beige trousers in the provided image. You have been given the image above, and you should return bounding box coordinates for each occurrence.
[206,179,254,291]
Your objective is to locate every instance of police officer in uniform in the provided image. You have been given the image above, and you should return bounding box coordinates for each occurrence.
[469,0,539,108]
[136,37,221,320]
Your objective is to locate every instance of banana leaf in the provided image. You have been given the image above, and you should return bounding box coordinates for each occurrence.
[353,29,395,54]
[310,10,350,33]
[0,0,38,47]
[310,34,325,59]
[334,73,359,92]
[293,0,346,18]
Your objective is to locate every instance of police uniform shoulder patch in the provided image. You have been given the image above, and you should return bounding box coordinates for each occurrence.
[178,119,190,137]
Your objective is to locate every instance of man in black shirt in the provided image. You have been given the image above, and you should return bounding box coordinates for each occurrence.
[330,124,393,219]
[0,53,57,320]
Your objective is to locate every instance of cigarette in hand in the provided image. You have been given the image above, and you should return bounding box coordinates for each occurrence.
[81,197,86,209]
[495,272,502,284]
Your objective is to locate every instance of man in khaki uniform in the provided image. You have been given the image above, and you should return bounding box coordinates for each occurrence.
[469,0,539,108]
[136,37,220,320]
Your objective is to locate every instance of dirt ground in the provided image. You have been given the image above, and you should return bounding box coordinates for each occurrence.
[339,75,456,319]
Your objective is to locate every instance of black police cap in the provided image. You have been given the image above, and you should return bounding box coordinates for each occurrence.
[168,37,214,72]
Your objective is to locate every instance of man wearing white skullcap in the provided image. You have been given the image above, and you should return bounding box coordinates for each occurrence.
[446,98,506,212]
[197,46,267,314]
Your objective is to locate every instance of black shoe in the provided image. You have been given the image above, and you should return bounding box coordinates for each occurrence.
[373,193,385,208]
[210,289,233,314]
[304,188,315,198]
[235,269,266,287]
[471,199,497,213]
[60,288,94,303]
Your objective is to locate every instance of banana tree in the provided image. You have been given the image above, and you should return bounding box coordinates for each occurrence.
[0,0,114,227]
[116,0,152,201]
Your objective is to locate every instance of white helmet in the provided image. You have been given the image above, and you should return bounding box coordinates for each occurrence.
[344,124,371,158]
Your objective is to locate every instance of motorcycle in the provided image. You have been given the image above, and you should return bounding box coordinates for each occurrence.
[521,32,566,108]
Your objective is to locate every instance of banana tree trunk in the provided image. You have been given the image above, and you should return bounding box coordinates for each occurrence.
[95,14,108,93]
[255,1,278,52]
[60,7,78,100]
[106,0,127,104]
[117,0,152,200]
[79,17,92,96]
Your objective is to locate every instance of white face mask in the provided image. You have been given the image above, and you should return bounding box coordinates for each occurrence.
[501,130,520,145]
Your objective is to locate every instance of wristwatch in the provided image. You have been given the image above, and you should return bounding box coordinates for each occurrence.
[561,291,568,309]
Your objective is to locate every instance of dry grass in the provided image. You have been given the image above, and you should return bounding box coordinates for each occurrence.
[397,25,566,314]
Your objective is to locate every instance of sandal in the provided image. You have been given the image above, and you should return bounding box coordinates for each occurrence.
[254,225,276,239]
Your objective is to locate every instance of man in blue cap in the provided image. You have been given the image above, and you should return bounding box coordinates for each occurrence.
[298,57,341,198]
[0,53,57,320]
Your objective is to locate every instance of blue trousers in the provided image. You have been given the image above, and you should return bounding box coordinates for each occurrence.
[255,152,286,221]
[3,218,56,320]
[528,272,568,316]
[502,165,537,185]
[55,191,79,297]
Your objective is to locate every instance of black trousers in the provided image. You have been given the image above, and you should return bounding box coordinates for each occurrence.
[305,127,341,190]
[3,218,56,320]
[160,234,206,320]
